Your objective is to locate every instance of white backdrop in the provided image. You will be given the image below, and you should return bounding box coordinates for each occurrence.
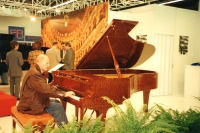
[152,34,174,96]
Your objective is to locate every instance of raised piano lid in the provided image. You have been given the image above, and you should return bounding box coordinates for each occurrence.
[76,19,155,69]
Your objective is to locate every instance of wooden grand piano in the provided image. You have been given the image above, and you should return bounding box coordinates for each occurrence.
[51,19,158,121]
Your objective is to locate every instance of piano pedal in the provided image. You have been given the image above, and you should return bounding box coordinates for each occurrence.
[88,110,95,121]
[79,109,95,121]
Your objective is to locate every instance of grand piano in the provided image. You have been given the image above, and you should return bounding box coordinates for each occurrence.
[51,19,158,121]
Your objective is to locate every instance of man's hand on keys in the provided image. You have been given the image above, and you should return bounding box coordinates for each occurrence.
[64,91,75,97]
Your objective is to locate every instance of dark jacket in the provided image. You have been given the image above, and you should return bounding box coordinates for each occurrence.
[17,64,64,115]
[63,48,75,70]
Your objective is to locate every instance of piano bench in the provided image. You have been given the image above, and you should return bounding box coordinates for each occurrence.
[11,106,55,132]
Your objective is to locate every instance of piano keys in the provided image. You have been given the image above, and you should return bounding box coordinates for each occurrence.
[51,19,158,121]
[69,95,81,101]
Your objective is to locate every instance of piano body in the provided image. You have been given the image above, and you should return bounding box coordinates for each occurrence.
[51,19,158,121]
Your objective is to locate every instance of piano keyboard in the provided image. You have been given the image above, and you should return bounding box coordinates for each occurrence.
[70,95,81,101]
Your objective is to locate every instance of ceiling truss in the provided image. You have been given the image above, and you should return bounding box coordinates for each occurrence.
[109,0,157,10]
[0,0,108,19]
[0,0,198,19]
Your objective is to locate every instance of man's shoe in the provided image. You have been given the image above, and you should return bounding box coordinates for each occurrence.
[0,82,8,85]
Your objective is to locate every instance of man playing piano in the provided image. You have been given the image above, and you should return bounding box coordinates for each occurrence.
[17,54,75,127]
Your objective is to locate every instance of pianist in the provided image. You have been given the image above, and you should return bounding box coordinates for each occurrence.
[17,54,75,127]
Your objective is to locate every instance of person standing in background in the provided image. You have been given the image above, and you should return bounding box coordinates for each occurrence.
[0,52,9,85]
[6,40,24,100]
[28,41,44,69]
[60,42,66,63]
[46,42,61,83]
[62,42,75,70]
[0,53,8,85]
[0,65,9,85]
[0,52,4,84]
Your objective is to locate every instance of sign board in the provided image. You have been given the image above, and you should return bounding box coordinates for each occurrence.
[8,26,25,41]
[25,36,41,41]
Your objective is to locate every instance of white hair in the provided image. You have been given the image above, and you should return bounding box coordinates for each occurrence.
[36,54,48,64]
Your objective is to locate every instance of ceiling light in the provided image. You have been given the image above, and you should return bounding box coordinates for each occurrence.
[37,0,76,13]
[31,16,35,21]
[159,0,184,5]
[56,9,60,13]
[64,14,69,27]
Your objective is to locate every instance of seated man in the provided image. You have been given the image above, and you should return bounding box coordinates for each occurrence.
[17,54,75,127]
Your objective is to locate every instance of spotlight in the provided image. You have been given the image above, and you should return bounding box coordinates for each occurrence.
[31,16,35,21]
[56,9,60,13]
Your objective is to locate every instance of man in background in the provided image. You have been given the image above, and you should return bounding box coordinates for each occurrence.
[6,40,24,100]
[62,42,75,70]
[46,42,61,83]
[60,42,66,63]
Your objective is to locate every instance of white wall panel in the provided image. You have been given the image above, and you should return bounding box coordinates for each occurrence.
[152,34,174,96]
[0,16,41,36]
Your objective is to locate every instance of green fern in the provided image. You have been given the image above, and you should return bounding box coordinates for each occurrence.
[180,108,200,132]
[151,102,200,132]
[193,96,200,101]
[103,96,180,133]
[78,115,105,133]
[44,115,105,133]
[42,122,55,133]
[22,120,38,133]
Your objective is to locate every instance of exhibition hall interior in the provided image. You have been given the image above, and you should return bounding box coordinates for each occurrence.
[0,0,200,132]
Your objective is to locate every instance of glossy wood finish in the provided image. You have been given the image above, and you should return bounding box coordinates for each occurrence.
[52,69,157,121]
[51,19,158,121]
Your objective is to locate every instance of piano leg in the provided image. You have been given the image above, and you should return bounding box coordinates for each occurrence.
[75,107,79,120]
[60,99,67,111]
[75,107,109,122]
[60,99,109,122]
[143,90,150,112]
[80,108,84,121]
[60,100,82,121]
[76,107,85,121]
[95,107,110,121]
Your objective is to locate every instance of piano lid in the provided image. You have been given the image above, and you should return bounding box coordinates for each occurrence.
[76,19,155,69]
